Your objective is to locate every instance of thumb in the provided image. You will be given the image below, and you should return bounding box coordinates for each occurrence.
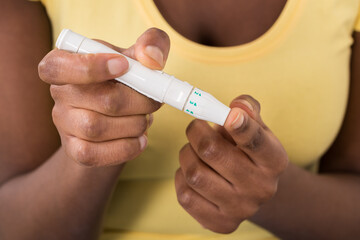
[223,95,268,147]
[224,107,247,136]
[123,28,170,70]
[224,107,266,150]
[95,28,170,70]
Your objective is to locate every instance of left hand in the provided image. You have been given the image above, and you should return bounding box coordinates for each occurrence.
[175,95,289,233]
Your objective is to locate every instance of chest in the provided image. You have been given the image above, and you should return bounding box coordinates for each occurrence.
[153,0,287,46]
[44,0,357,175]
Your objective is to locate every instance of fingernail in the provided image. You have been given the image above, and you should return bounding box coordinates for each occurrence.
[236,99,254,112]
[148,114,154,127]
[231,112,245,129]
[144,45,164,67]
[139,135,148,151]
[107,57,126,75]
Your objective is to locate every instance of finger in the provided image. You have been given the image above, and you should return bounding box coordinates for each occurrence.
[53,106,150,142]
[175,169,239,234]
[39,49,128,85]
[63,135,147,167]
[186,120,257,184]
[229,95,266,128]
[50,82,162,116]
[94,28,170,70]
[179,143,235,207]
[123,28,170,70]
[214,124,236,144]
[224,107,287,170]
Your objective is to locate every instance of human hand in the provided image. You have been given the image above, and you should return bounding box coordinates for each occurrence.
[38,28,170,167]
[176,95,289,233]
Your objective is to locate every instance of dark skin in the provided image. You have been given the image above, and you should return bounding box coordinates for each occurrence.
[154,0,287,46]
[0,0,359,240]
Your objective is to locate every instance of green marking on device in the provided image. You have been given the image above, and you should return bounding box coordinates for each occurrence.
[194,91,202,96]
[185,109,194,115]
[190,101,197,107]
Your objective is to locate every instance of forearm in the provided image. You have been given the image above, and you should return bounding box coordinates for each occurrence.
[0,147,123,240]
[250,163,360,240]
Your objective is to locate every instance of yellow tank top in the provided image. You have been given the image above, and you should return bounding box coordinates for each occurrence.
[33,0,360,239]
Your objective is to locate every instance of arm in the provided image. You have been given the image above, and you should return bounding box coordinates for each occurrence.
[249,32,360,239]
[0,1,123,239]
[175,34,360,239]
[0,1,169,239]
[0,0,59,184]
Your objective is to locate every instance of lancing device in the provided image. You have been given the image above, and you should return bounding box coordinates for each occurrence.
[56,29,231,126]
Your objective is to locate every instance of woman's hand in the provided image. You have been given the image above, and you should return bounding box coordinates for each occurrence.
[38,28,170,167]
[176,95,289,233]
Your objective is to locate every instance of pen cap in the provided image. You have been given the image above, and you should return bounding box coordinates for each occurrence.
[56,29,85,53]
[163,75,193,110]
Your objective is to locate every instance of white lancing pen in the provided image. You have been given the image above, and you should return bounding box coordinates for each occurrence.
[56,29,231,126]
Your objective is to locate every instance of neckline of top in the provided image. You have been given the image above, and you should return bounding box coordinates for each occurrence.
[135,0,304,63]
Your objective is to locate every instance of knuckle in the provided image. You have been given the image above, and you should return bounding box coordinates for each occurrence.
[139,116,149,132]
[38,54,60,83]
[185,119,203,137]
[133,116,148,136]
[119,140,141,161]
[177,188,195,209]
[51,104,61,124]
[179,143,191,159]
[79,54,97,83]
[102,93,121,115]
[185,167,206,189]
[185,120,196,136]
[242,127,264,152]
[197,136,221,162]
[80,112,104,140]
[72,140,95,167]
[49,85,63,101]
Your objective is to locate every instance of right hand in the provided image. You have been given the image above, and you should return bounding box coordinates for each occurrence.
[38,28,170,167]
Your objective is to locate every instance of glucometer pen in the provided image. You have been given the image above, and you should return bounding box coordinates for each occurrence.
[56,29,231,126]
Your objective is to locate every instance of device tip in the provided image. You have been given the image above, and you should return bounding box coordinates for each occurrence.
[55,29,85,53]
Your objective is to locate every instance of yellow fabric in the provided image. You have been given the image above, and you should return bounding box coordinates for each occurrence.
[33,0,360,239]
